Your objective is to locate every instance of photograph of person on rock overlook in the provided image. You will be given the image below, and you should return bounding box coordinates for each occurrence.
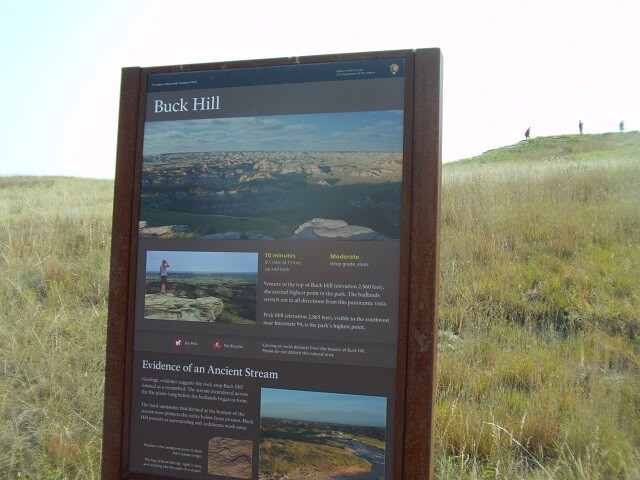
[144,250,258,324]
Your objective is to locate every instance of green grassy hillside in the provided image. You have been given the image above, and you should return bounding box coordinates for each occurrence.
[437,132,639,478]
[0,132,638,478]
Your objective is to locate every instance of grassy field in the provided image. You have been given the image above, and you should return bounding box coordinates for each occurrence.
[0,177,112,478]
[0,132,638,478]
[437,132,640,479]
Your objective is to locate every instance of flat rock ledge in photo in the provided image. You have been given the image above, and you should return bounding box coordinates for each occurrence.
[290,218,390,241]
[139,221,190,238]
[144,294,224,322]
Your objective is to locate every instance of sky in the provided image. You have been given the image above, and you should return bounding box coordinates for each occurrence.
[143,112,403,154]
[1,0,638,178]
[146,251,258,273]
[261,388,387,427]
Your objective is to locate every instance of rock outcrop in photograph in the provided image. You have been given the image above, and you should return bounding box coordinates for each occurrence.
[208,437,253,478]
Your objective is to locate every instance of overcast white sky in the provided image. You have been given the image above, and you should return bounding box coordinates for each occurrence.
[1,0,638,178]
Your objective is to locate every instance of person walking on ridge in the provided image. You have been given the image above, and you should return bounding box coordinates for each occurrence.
[619,120,625,132]
[524,127,531,140]
[579,120,584,134]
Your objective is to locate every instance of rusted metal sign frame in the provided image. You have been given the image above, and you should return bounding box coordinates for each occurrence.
[102,48,441,480]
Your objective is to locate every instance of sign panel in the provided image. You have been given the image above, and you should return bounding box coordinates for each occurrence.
[103,49,442,480]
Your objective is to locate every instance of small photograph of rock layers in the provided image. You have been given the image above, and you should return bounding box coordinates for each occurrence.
[208,437,253,478]
[144,250,258,325]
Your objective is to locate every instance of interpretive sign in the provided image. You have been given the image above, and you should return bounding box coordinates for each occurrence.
[103,49,442,480]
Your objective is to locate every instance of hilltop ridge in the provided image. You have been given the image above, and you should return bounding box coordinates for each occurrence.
[449,131,640,166]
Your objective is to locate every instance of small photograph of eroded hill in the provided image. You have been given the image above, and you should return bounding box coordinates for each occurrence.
[144,250,258,324]
[259,388,387,480]
[140,112,403,240]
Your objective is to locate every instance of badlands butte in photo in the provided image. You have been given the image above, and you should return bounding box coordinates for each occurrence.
[140,151,402,240]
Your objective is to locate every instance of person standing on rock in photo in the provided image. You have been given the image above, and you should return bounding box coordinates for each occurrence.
[160,259,170,294]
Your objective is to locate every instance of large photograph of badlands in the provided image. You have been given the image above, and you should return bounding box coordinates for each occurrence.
[140,111,403,241]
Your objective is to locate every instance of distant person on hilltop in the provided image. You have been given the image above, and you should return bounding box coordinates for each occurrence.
[619,120,625,132]
[160,259,170,294]
[579,120,584,134]
[525,127,531,140]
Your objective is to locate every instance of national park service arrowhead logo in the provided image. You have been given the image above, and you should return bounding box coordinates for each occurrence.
[389,63,400,75]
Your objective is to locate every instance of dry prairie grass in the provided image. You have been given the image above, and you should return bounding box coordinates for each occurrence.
[0,177,112,479]
[436,133,640,479]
